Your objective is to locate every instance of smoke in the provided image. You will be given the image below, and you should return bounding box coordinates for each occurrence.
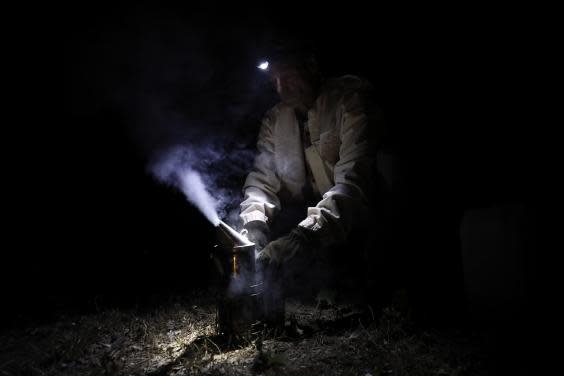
[149,142,257,226]
[178,171,219,225]
[150,147,220,225]
[91,8,280,227]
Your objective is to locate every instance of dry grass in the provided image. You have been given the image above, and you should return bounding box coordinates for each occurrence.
[0,291,489,375]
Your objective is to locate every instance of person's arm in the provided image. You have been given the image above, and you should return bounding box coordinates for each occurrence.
[298,86,384,247]
[240,110,281,227]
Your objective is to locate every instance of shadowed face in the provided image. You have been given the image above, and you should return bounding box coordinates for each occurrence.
[271,66,317,112]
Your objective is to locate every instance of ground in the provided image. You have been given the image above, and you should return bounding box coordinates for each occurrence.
[0,290,492,375]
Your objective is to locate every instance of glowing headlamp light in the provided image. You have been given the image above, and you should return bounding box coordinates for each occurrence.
[257,61,269,71]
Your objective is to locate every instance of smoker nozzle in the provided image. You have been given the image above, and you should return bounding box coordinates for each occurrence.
[216,220,254,249]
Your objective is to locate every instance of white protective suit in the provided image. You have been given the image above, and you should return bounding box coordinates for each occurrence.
[240,75,385,247]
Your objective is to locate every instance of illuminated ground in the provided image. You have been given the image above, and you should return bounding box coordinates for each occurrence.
[0,291,490,375]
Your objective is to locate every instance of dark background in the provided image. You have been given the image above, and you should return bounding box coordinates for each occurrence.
[5,2,540,337]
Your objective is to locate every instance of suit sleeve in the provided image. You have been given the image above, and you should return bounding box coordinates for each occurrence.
[240,111,282,225]
[298,88,385,246]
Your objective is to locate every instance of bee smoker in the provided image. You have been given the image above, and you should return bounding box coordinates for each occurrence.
[214,220,264,339]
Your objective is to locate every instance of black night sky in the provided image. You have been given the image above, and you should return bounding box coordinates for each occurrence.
[4,3,543,372]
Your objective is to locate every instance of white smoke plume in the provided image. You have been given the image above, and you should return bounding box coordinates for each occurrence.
[178,169,220,226]
[150,146,221,226]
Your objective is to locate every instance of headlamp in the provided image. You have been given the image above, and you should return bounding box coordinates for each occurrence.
[257,61,269,71]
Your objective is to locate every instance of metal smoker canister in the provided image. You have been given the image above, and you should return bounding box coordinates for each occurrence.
[214,220,264,339]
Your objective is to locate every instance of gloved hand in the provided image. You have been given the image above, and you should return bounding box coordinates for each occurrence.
[257,226,318,265]
[243,220,270,251]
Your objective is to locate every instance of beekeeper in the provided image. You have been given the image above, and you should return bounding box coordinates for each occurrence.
[240,43,387,272]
